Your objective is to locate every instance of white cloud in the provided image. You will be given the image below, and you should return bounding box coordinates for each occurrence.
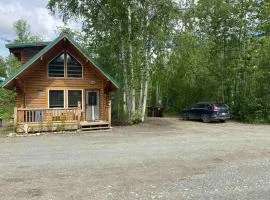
[0,2,66,40]
[0,1,81,56]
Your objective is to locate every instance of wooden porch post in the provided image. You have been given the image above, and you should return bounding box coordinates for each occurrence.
[77,101,82,128]
[108,100,111,126]
[13,107,17,131]
[78,102,82,121]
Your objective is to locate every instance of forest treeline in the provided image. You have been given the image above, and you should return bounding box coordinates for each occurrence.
[1,0,269,123]
[48,0,270,123]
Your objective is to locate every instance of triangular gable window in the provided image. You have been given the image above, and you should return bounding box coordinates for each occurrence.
[67,53,82,78]
[48,52,82,78]
[48,53,65,77]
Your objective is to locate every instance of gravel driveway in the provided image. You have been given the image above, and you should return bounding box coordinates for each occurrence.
[0,118,270,200]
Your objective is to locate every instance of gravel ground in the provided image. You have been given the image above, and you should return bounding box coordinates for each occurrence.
[0,118,270,200]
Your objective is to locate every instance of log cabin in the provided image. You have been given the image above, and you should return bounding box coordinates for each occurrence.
[1,34,119,133]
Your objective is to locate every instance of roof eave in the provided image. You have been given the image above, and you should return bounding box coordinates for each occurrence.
[5,41,51,49]
[1,34,120,90]
[1,35,65,88]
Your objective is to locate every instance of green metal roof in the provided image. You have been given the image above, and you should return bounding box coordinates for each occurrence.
[1,34,119,89]
[6,41,51,49]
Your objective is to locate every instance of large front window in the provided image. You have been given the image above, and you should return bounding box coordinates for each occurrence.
[49,90,64,108]
[68,90,82,108]
[48,52,82,78]
[48,89,83,109]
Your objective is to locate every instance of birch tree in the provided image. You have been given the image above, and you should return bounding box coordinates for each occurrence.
[48,0,180,122]
[48,0,270,123]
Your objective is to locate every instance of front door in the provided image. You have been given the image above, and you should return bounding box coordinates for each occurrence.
[86,90,100,121]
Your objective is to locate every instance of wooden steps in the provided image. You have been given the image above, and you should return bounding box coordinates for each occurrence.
[80,121,110,131]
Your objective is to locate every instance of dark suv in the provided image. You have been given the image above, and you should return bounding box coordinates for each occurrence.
[182,102,230,123]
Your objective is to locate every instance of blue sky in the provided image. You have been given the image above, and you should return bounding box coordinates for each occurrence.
[0,0,80,57]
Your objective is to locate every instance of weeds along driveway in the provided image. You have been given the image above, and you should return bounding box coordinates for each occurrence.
[0,118,270,200]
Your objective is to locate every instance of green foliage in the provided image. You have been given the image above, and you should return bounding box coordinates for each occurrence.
[0,88,15,119]
[132,109,143,124]
[48,0,180,122]
[5,54,20,76]
[0,123,15,136]
[158,0,270,123]
[0,56,6,77]
[13,19,31,42]
[56,26,81,40]
[12,19,42,43]
[0,55,19,120]
[47,0,270,123]
[0,19,40,120]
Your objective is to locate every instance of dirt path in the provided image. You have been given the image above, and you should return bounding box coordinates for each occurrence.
[0,118,270,200]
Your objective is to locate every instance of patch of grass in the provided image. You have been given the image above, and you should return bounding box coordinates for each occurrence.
[0,123,15,137]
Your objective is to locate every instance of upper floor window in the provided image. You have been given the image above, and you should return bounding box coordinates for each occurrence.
[48,53,65,77]
[67,53,83,78]
[48,52,82,78]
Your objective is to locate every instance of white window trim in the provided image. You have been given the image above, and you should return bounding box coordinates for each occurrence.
[47,89,84,111]
[48,89,65,109]
[67,89,84,111]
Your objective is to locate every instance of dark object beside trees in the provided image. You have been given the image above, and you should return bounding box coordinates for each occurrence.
[147,105,164,117]
[0,118,2,127]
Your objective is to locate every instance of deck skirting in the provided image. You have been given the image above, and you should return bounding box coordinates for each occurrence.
[15,120,110,133]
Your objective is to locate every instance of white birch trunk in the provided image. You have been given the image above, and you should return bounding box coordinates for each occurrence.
[128,4,136,119]
[141,8,150,122]
[156,82,160,105]
[139,63,144,109]
[141,59,149,122]
[139,80,143,109]
[119,22,127,114]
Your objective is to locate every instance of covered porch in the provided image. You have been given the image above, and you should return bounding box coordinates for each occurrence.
[14,101,111,133]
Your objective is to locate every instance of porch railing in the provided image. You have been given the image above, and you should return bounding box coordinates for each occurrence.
[14,107,82,124]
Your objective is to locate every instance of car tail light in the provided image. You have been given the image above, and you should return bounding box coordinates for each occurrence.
[211,104,218,111]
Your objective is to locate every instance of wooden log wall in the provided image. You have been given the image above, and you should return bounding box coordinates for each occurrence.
[14,41,111,122]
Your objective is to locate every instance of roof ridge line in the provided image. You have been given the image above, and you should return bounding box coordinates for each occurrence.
[1,34,119,89]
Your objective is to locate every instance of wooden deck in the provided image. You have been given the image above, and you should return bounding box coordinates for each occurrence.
[15,120,111,133]
[13,107,111,133]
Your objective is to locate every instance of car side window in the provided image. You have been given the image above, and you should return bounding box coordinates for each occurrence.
[196,103,207,109]
[198,104,206,109]
[191,104,199,109]
[192,104,205,109]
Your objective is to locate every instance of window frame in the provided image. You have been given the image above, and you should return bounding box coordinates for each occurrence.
[67,89,84,109]
[47,89,84,110]
[47,51,65,79]
[48,89,65,109]
[66,52,83,78]
[47,50,83,79]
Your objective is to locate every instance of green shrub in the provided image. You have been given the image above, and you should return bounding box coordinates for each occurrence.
[0,88,15,120]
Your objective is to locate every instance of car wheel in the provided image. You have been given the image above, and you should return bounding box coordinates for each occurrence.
[202,114,210,123]
[183,114,189,121]
[220,119,226,123]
